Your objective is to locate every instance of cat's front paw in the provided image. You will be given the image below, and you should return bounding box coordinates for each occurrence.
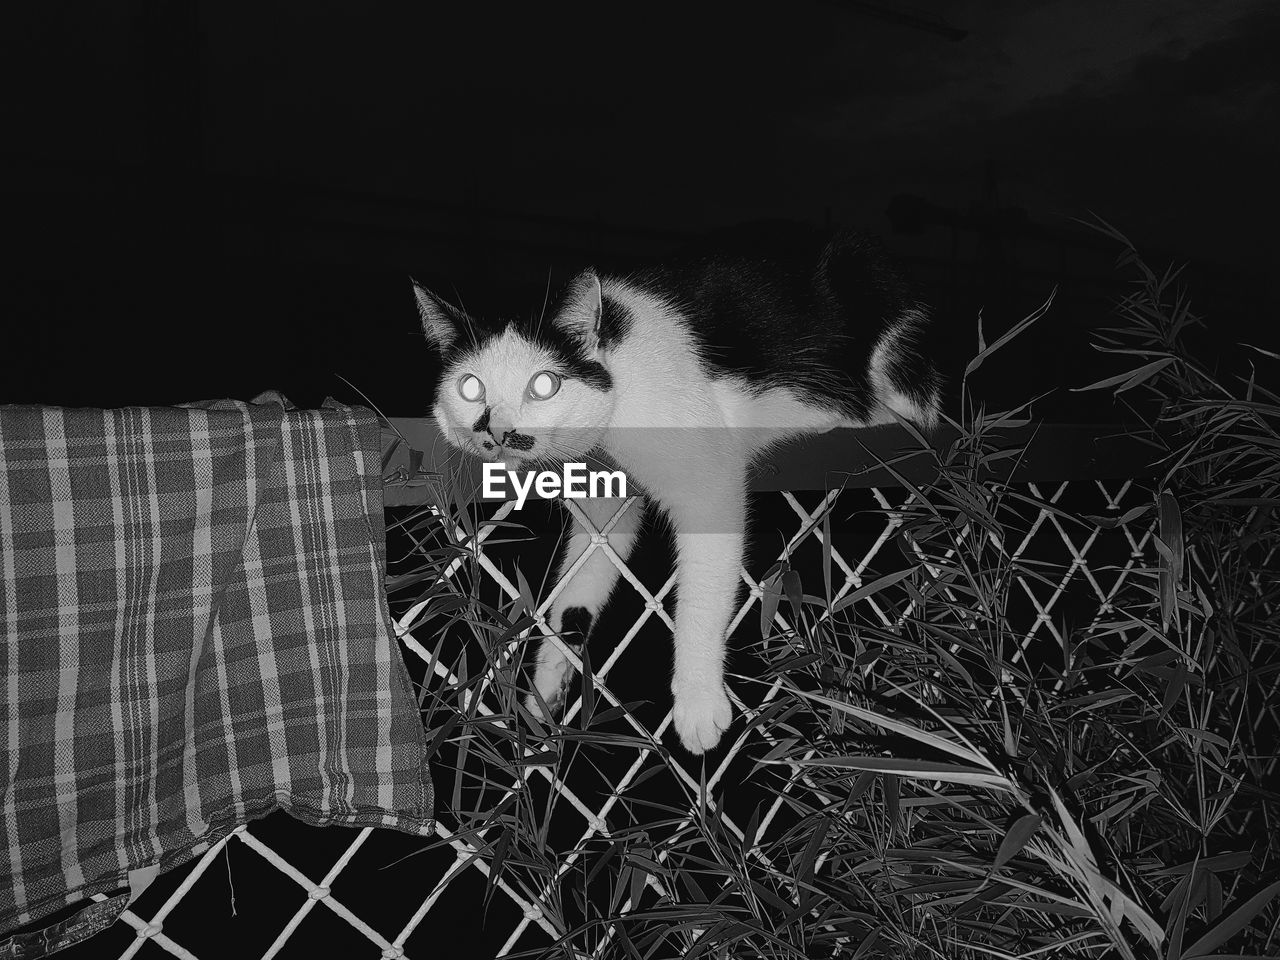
[524,688,561,722]
[526,644,578,722]
[672,684,733,754]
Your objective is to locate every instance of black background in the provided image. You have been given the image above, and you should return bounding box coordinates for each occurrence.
[3,2,1276,418]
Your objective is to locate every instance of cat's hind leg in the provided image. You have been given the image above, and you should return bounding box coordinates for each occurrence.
[527,496,643,719]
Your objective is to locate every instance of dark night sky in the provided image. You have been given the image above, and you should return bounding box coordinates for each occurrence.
[2,1,1277,412]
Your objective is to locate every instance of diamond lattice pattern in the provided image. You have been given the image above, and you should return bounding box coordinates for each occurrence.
[72,481,1164,958]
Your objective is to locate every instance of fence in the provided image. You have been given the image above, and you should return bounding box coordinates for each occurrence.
[46,420,1176,959]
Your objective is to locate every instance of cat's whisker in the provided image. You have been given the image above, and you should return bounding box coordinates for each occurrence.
[534,266,554,340]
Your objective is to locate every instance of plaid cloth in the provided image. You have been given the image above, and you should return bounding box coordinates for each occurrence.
[0,397,433,953]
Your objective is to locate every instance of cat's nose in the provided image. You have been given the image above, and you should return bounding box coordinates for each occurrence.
[487,412,516,443]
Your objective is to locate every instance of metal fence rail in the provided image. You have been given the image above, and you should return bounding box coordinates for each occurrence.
[57,422,1180,958]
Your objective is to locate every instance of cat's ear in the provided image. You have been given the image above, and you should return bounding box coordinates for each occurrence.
[412,280,466,351]
[552,268,603,351]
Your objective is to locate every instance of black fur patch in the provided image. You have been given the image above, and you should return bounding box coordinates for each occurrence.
[560,606,593,640]
[630,222,939,423]
[472,408,491,434]
[598,297,633,350]
[554,350,613,392]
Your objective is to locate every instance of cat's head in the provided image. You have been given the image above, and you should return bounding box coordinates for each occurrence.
[414,270,617,466]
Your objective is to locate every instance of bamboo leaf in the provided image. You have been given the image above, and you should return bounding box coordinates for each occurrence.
[514,565,537,619]
[1207,875,1224,923]
[1152,852,1253,878]
[1160,490,1186,582]
[782,568,804,624]
[1049,786,1098,872]
[786,756,1012,790]
[822,510,833,609]
[831,567,917,613]
[1160,660,1188,722]
[797,815,832,912]
[580,637,595,725]
[965,287,1056,378]
[884,773,900,830]
[848,769,877,804]
[1159,490,1185,632]
[1242,341,1280,360]
[1081,503,1152,529]
[993,813,1041,869]
[1181,880,1280,959]
[850,927,882,960]
[1072,356,1176,393]
[759,573,783,637]
[782,687,997,769]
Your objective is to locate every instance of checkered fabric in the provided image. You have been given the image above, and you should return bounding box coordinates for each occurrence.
[0,398,433,955]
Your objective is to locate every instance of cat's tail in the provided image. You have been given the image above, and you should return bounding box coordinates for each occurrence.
[869,305,943,430]
[820,230,943,429]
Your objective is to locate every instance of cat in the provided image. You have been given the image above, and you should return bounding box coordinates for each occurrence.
[414,223,941,754]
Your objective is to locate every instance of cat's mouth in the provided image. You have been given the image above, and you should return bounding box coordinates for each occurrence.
[478,438,538,463]
[478,444,548,470]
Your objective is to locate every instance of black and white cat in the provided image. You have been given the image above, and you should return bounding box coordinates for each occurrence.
[414,225,941,754]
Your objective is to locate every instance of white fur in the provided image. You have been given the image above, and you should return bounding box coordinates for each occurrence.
[432,275,937,753]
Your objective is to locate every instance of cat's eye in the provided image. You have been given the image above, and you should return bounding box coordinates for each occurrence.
[457,374,485,402]
[528,371,561,400]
